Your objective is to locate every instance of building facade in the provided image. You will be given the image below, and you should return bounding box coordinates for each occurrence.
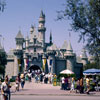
[5,11,88,78]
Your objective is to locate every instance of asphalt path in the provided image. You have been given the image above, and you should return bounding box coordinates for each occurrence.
[11,95,100,100]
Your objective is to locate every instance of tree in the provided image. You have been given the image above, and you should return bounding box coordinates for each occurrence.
[84,62,100,71]
[57,0,100,64]
[0,0,6,12]
[0,50,7,78]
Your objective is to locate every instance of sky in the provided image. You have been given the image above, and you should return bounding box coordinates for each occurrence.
[0,0,84,56]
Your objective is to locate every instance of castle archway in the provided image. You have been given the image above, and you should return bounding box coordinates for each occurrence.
[28,65,42,73]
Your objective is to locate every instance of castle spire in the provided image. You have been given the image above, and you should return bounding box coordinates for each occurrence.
[64,40,74,56]
[40,10,45,18]
[67,41,73,52]
[15,30,24,50]
[39,10,45,24]
[38,10,46,47]
[50,30,52,44]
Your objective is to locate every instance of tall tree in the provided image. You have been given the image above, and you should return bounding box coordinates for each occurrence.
[0,50,7,78]
[57,0,100,64]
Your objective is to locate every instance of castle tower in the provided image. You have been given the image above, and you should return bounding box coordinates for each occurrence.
[30,25,34,42]
[38,10,46,47]
[25,36,29,53]
[61,40,67,58]
[80,48,88,66]
[49,31,52,45]
[47,44,57,74]
[64,41,75,72]
[14,30,24,76]
[15,30,24,50]
[14,50,23,76]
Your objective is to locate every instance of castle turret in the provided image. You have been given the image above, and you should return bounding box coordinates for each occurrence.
[38,10,46,47]
[47,44,57,74]
[61,40,67,58]
[64,41,75,72]
[15,30,24,50]
[25,36,29,53]
[30,25,34,42]
[14,50,23,76]
[80,48,88,65]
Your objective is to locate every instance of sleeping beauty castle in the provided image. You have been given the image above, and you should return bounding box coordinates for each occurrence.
[3,11,88,78]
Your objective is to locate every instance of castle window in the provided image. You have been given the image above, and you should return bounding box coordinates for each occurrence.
[34,39,36,44]
[34,48,36,52]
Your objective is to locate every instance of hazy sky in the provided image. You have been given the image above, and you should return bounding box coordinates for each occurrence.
[0,0,84,55]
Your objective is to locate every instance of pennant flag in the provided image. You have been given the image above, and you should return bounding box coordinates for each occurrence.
[47,59,52,73]
[26,59,29,69]
[42,58,46,72]
[18,59,21,72]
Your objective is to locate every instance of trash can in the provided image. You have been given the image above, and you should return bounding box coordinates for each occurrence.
[53,75,57,86]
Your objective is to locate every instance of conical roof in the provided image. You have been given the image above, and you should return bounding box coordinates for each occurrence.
[67,41,73,51]
[40,10,45,18]
[61,40,67,50]
[47,43,58,51]
[64,41,74,56]
[16,30,23,39]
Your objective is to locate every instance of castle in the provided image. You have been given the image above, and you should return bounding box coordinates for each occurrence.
[4,11,88,78]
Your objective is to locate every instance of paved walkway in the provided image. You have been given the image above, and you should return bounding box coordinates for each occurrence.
[8,78,100,96]
[0,78,100,96]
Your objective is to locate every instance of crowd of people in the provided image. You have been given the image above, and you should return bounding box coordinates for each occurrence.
[0,70,100,100]
[60,76,100,94]
[25,70,55,85]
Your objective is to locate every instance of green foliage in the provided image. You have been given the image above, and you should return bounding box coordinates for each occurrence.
[57,0,100,64]
[10,78,16,82]
[57,74,75,79]
[0,51,7,75]
[84,62,100,71]
[0,65,5,74]
[0,51,7,65]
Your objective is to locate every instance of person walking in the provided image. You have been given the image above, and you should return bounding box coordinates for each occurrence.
[64,77,68,90]
[70,77,75,93]
[76,79,80,93]
[6,75,11,100]
[1,78,10,100]
[86,77,90,94]
[20,73,25,90]
[15,75,20,91]
[61,77,65,90]
[79,77,84,94]
[27,72,32,82]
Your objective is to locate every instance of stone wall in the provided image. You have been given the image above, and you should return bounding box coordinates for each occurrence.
[5,59,14,78]
[55,59,66,75]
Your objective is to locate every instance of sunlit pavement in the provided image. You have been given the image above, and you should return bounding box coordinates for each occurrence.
[1,78,100,96]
